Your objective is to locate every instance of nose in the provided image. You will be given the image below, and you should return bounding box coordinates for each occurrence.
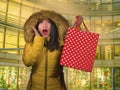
[43,23,47,27]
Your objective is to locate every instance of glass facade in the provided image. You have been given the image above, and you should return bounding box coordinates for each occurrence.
[0,0,120,90]
[0,66,30,90]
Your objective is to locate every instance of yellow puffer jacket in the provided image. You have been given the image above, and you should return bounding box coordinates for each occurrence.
[22,36,66,90]
[22,10,69,90]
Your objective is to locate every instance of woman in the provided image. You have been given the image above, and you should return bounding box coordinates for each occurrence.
[22,10,69,90]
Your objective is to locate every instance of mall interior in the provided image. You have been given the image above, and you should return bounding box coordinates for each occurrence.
[0,0,120,90]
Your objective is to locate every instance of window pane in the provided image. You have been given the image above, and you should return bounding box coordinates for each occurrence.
[0,66,29,89]
[19,30,24,48]
[91,16,102,34]
[0,25,4,48]
[112,0,120,14]
[21,5,33,19]
[0,0,7,22]
[95,46,101,60]
[113,15,120,38]
[18,67,29,89]
[7,1,20,25]
[65,68,90,90]
[102,16,113,32]
[7,15,19,26]
[91,68,112,90]
[20,18,26,27]
[104,45,113,60]
[114,67,120,89]
[8,1,20,16]
[101,0,112,13]
[5,27,18,48]
[114,44,120,56]
[0,66,17,89]
[102,16,113,39]
[19,30,24,54]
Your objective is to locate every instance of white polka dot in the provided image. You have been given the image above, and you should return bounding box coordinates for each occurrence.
[60,28,99,72]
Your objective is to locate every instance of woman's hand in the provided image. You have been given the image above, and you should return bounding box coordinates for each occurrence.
[31,26,40,36]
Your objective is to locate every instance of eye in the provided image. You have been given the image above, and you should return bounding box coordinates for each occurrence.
[45,20,50,23]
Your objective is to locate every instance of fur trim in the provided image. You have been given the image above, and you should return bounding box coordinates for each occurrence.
[23,10,69,43]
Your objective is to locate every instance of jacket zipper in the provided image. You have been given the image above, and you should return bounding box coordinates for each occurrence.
[44,47,48,90]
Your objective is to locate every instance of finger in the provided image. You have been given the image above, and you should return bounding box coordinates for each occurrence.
[31,26,40,36]
[31,26,37,32]
[76,16,83,25]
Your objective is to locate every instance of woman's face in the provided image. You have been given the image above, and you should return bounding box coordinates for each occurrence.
[38,19,51,38]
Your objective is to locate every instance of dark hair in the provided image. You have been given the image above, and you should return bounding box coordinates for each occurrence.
[35,19,59,51]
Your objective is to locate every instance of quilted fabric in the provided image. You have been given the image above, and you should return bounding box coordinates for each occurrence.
[60,27,99,72]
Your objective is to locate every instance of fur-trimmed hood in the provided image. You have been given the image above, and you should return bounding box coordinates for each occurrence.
[23,10,69,43]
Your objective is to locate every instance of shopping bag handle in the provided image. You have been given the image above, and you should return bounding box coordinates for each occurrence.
[74,16,89,31]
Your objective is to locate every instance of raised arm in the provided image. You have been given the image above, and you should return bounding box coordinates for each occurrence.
[22,36,45,67]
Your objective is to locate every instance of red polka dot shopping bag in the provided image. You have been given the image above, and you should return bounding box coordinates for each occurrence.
[60,16,100,72]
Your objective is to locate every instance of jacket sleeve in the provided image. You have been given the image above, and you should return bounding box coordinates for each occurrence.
[22,36,45,67]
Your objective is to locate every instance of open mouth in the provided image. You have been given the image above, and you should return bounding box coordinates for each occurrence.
[42,29,48,35]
